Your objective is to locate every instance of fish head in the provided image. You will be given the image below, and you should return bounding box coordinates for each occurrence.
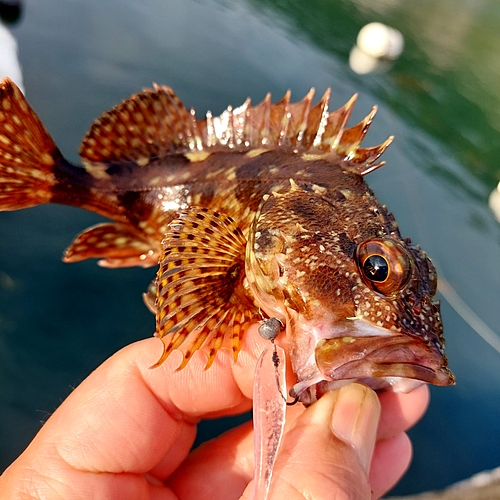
[246,176,455,405]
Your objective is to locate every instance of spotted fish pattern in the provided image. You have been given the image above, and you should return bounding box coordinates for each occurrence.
[0,78,454,403]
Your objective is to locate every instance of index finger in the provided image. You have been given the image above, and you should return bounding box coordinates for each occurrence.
[148,323,270,418]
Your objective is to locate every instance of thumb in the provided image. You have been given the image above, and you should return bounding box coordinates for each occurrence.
[265,383,381,500]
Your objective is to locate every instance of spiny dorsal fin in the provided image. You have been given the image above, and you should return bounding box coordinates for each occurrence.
[153,207,260,370]
[79,84,392,174]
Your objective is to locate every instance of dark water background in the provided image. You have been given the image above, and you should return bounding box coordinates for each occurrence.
[1,0,500,496]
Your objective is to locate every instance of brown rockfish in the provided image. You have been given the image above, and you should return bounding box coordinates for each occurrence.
[0,78,454,405]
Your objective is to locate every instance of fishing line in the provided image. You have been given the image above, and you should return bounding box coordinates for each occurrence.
[438,278,500,355]
[398,154,500,356]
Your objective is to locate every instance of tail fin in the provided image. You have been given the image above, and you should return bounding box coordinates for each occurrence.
[0,78,60,210]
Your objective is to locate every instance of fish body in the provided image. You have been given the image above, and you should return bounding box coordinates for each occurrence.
[0,78,454,404]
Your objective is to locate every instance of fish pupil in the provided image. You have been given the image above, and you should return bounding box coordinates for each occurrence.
[363,255,389,282]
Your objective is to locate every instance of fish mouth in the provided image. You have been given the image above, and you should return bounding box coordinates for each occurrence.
[315,334,454,386]
[289,319,455,403]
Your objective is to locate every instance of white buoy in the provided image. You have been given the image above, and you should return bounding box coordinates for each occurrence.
[488,182,500,223]
[357,22,404,60]
[0,21,24,92]
[349,45,389,75]
[349,22,404,75]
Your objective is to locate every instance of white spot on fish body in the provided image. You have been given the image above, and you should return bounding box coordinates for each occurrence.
[205,167,225,179]
[246,148,267,158]
[184,151,212,163]
[114,237,128,246]
[340,189,354,199]
[301,153,325,161]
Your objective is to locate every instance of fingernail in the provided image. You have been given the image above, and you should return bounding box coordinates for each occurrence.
[330,383,381,471]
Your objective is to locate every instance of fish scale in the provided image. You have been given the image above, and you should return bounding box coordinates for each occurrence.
[0,77,454,407]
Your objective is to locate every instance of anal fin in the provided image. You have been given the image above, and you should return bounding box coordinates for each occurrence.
[63,222,158,268]
[154,207,260,370]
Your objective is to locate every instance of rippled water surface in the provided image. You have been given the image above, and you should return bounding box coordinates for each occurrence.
[1,0,499,495]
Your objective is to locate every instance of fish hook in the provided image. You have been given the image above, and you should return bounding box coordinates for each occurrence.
[258,317,299,406]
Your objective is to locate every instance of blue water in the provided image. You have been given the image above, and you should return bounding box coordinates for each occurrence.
[1,0,500,496]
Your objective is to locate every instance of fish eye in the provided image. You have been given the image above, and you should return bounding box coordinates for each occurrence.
[357,238,411,296]
[362,255,389,282]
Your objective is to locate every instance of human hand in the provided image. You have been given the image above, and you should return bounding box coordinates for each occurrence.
[0,324,428,499]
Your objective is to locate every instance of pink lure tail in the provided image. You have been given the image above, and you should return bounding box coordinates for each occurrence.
[250,344,287,500]
[0,78,61,211]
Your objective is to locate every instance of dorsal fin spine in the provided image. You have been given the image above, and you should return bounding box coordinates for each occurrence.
[231,101,244,147]
[339,105,378,160]
[276,90,290,146]
[355,136,394,175]
[182,106,195,151]
[312,88,331,149]
[360,160,385,176]
[227,106,235,148]
[331,93,357,151]
[205,110,216,148]
[261,93,272,146]
[277,90,291,147]
[295,87,315,147]
[240,98,251,147]
[189,108,203,151]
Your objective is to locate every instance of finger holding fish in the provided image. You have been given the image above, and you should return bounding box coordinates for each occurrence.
[376,384,429,440]
[166,379,424,500]
[146,324,429,499]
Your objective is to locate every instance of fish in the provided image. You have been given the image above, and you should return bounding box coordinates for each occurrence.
[0,77,455,407]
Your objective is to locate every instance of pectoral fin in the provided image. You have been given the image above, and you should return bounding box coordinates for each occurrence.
[154,207,260,370]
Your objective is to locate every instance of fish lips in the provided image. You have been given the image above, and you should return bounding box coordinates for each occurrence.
[314,332,455,387]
